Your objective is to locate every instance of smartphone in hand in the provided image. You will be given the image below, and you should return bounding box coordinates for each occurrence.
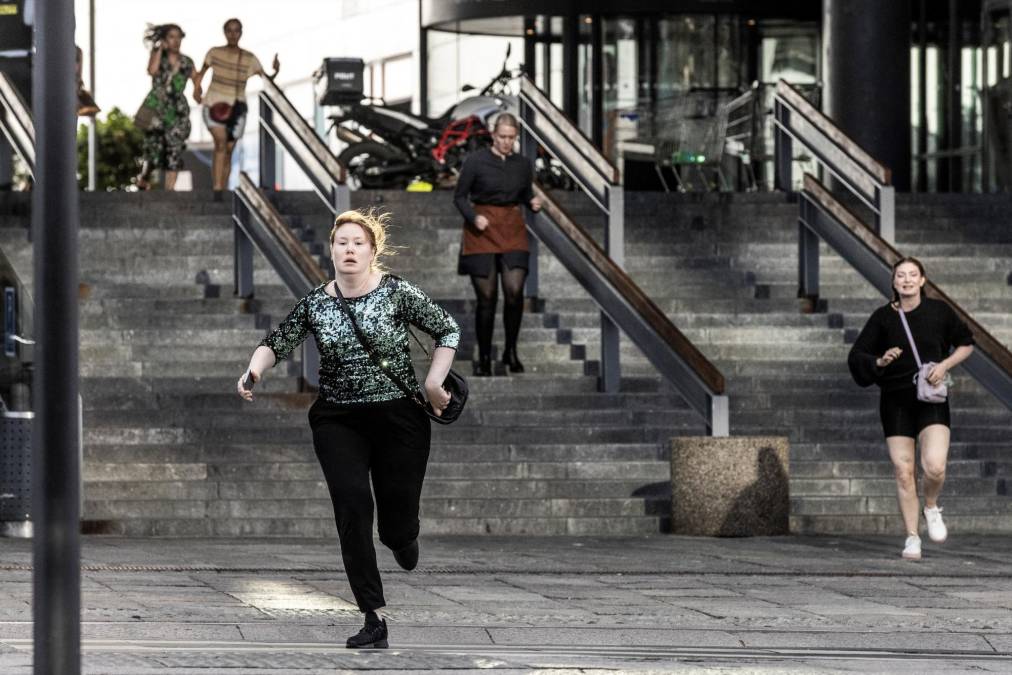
[242,371,255,391]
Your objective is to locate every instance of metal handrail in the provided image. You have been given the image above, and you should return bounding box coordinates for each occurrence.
[235,78,353,388]
[774,79,895,242]
[0,72,34,177]
[233,172,327,387]
[518,75,728,435]
[258,77,348,214]
[800,174,1012,409]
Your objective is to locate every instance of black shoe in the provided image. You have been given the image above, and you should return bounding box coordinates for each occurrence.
[473,355,492,377]
[346,618,388,649]
[213,190,224,202]
[502,348,524,373]
[393,539,418,571]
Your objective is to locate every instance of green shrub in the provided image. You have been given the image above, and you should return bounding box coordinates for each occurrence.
[76,107,144,190]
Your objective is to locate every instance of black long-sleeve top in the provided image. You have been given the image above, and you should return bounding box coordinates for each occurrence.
[453,148,535,226]
[847,298,974,392]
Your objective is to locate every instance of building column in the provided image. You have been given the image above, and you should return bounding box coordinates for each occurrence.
[823,0,911,191]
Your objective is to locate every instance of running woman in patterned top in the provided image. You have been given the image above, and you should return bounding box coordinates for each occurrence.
[237,209,459,648]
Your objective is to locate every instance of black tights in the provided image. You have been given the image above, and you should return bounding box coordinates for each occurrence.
[470,266,527,360]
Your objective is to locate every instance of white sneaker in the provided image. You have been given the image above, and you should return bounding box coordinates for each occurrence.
[924,506,947,543]
[902,535,922,560]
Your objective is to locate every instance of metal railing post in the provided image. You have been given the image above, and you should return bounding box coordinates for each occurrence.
[331,183,350,215]
[599,184,624,393]
[86,118,96,191]
[708,395,729,437]
[876,185,895,244]
[519,97,540,299]
[259,98,276,191]
[233,196,254,298]
[599,313,620,393]
[302,340,320,389]
[774,101,792,192]
[798,197,820,303]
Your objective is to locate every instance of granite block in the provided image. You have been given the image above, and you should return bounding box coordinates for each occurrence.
[670,436,789,536]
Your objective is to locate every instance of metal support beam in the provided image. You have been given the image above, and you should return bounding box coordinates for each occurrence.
[520,104,539,299]
[773,102,792,192]
[798,199,820,302]
[233,221,254,299]
[302,341,320,389]
[599,314,620,393]
[32,0,81,672]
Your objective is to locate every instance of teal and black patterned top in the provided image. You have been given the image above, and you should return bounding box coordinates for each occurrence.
[259,275,460,404]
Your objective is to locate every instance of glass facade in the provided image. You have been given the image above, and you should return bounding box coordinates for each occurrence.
[422,1,1005,192]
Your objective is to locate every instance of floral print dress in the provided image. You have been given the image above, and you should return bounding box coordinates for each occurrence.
[141,50,194,171]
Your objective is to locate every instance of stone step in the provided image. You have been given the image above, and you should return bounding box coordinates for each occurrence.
[79,515,663,537]
[81,442,667,465]
[790,459,1012,479]
[82,496,660,520]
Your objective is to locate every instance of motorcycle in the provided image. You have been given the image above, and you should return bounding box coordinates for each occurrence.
[330,47,520,189]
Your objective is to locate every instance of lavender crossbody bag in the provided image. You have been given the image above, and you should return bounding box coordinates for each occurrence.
[897,308,951,403]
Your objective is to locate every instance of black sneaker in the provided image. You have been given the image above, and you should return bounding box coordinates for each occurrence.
[393,539,418,571]
[346,618,388,649]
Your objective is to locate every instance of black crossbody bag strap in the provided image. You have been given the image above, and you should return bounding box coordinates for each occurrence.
[331,281,428,408]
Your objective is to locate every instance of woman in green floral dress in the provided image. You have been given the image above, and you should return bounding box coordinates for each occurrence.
[136,24,200,190]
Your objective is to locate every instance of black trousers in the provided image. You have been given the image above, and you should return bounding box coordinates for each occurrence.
[308,396,431,612]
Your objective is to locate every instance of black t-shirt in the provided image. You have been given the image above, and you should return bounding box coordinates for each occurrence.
[848,297,974,392]
[453,148,534,225]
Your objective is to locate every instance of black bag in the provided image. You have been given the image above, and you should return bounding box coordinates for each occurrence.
[333,279,468,425]
[225,100,248,141]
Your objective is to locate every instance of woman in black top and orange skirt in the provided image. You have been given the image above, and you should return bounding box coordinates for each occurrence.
[453,113,542,376]
[848,257,974,561]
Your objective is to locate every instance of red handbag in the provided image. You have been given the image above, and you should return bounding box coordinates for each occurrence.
[209,101,232,123]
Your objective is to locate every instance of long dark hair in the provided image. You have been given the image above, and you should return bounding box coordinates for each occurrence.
[891,256,926,303]
[143,23,185,49]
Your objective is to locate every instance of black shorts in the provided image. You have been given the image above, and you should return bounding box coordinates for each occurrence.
[879,387,950,438]
[457,251,529,277]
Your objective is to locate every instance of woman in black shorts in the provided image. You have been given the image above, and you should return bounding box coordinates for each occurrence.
[848,257,974,560]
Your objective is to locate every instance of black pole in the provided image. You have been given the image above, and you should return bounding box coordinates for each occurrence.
[946,0,961,191]
[32,0,81,673]
[917,0,927,192]
[523,15,536,81]
[562,13,578,121]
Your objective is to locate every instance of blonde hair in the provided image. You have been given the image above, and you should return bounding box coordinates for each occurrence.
[329,208,394,271]
[492,112,519,133]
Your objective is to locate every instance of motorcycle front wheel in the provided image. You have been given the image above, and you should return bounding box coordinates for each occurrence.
[337,141,410,190]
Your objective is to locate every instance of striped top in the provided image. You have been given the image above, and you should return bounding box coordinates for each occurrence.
[201,46,264,106]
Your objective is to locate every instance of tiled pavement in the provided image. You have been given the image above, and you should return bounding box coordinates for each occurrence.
[1,535,1012,672]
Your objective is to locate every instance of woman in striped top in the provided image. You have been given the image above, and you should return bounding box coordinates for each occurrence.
[193,17,280,200]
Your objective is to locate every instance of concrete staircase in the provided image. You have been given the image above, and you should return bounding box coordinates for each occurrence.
[0,189,1008,536]
[540,191,1012,535]
[0,191,699,536]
